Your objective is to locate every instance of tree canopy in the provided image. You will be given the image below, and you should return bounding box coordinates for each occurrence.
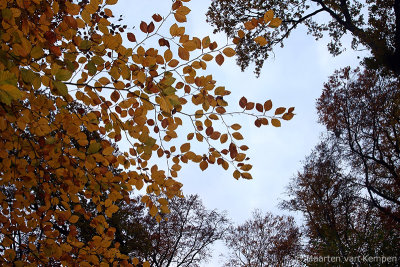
[0,0,294,265]
[317,67,400,223]
[282,139,400,265]
[207,0,400,76]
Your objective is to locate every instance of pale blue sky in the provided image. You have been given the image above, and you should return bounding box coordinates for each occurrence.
[111,0,363,265]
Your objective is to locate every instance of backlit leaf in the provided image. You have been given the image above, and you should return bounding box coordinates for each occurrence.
[254,36,268,46]
[223,47,236,57]
[271,119,281,127]
[269,17,282,28]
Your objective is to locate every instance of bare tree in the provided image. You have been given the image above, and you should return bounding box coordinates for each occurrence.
[282,139,400,266]
[133,194,229,267]
[222,210,301,267]
[317,67,400,223]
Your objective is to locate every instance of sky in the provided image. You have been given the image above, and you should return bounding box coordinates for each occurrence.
[111,0,363,265]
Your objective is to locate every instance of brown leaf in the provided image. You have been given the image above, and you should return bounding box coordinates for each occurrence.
[178,47,189,60]
[206,126,214,136]
[239,97,247,109]
[264,100,272,111]
[229,143,238,159]
[180,143,190,153]
[140,21,148,33]
[200,160,208,171]
[282,113,294,120]
[215,54,224,65]
[152,14,162,22]
[111,91,120,102]
[127,32,136,42]
[256,103,263,112]
[49,46,61,57]
[275,107,286,115]
[147,22,155,33]
[245,102,255,110]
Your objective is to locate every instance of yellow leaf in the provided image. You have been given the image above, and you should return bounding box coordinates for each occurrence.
[223,47,236,57]
[231,124,241,130]
[183,40,197,51]
[220,134,228,144]
[271,119,281,127]
[269,17,282,28]
[103,146,114,156]
[170,23,179,36]
[105,199,112,208]
[178,47,189,60]
[98,77,110,85]
[202,54,213,61]
[264,10,274,23]
[0,84,23,101]
[105,204,119,217]
[232,132,244,140]
[31,45,44,59]
[137,71,146,84]
[174,13,186,23]
[132,258,139,265]
[176,6,191,15]
[164,49,173,62]
[88,142,101,154]
[202,36,210,48]
[168,59,179,67]
[149,205,158,217]
[114,81,125,90]
[254,36,268,46]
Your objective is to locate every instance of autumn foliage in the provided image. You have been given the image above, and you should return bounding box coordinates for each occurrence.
[0,0,293,265]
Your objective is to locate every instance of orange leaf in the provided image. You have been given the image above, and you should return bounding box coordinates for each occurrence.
[264,10,274,23]
[232,132,244,140]
[103,146,114,156]
[200,160,208,171]
[178,47,189,60]
[69,215,79,223]
[202,54,213,61]
[254,36,268,46]
[271,119,281,127]
[223,47,236,57]
[269,17,282,28]
[180,143,190,153]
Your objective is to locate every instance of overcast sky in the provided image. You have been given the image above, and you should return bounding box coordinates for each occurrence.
[111,0,363,265]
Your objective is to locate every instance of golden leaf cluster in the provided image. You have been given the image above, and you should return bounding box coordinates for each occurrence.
[0,0,290,265]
